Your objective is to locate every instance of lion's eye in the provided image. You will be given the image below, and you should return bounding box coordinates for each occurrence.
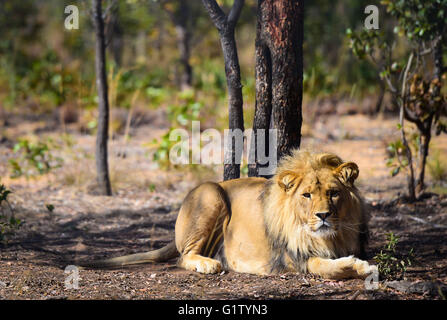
[302,193,311,199]
[330,191,340,198]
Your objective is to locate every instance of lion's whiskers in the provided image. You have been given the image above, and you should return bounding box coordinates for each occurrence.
[338,223,364,233]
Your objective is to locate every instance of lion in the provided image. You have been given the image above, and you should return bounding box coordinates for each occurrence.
[81,149,377,279]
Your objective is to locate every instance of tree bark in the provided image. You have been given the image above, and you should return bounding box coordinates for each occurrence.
[92,0,112,196]
[249,0,303,177]
[202,0,245,181]
[248,28,272,177]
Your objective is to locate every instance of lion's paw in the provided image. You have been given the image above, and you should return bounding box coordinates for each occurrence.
[353,259,378,278]
[195,258,222,274]
[332,256,377,279]
[180,255,222,274]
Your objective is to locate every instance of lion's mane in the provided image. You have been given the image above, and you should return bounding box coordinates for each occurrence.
[261,150,369,273]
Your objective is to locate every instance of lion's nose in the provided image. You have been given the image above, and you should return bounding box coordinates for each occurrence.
[315,212,331,220]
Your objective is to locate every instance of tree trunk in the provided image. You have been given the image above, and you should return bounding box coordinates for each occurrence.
[175,1,192,90]
[202,0,245,181]
[433,37,444,82]
[110,16,123,67]
[414,39,444,195]
[248,28,272,177]
[400,53,416,201]
[104,2,123,67]
[164,0,193,90]
[374,79,385,116]
[92,0,112,196]
[249,0,303,177]
[416,127,431,194]
[221,29,244,180]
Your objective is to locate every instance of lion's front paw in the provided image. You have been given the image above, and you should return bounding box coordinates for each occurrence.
[332,256,377,279]
[353,258,378,278]
[195,258,222,274]
[179,255,222,274]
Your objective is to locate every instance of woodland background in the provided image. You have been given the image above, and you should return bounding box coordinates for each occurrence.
[0,0,446,300]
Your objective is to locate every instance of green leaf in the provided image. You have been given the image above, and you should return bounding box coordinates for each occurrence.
[391,167,400,177]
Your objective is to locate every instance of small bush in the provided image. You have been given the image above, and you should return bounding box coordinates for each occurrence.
[9,138,63,179]
[374,232,415,281]
[148,90,203,170]
[0,184,22,243]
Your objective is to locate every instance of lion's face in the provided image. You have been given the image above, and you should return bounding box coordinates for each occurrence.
[294,169,345,237]
[277,161,360,239]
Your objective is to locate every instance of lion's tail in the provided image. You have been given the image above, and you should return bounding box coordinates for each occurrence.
[78,241,179,269]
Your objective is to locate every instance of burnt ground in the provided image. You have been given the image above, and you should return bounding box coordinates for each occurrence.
[0,112,446,300]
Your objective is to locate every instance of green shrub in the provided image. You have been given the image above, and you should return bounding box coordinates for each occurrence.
[9,138,63,179]
[0,184,22,243]
[374,232,415,281]
[148,90,203,170]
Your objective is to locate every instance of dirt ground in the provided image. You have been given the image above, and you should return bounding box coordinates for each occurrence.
[0,110,446,300]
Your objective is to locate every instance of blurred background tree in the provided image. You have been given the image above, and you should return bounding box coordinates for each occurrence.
[0,0,445,184]
[347,0,447,200]
[0,0,394,117]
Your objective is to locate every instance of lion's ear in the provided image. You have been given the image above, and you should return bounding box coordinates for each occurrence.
[334,162,359,187]
[277,170,299,192]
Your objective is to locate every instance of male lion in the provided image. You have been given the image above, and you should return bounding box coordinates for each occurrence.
[82,150,377,279]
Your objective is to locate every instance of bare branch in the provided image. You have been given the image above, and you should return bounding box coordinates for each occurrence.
[398,51,416,201]
[103,0,118,20]
[227,0,245,29]
[384,75,397,94]
[401,52,414,99]
[201,0,227,32]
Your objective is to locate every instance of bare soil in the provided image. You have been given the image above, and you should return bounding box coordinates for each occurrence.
[0,111,446,300]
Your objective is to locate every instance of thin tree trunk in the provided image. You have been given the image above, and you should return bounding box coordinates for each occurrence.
[249,0,303,177]
[433,37,444,82]
[415,39,444,194]
[248,29,272,177]
[374,79,385,116]
[174,2,193,90]
[92,0,112,196]
[221,29,244,180]
[105,2,123,67]
[163,0,193,90]
[202,0,245,181]
[400,52,416,201]
[416,128,431,194]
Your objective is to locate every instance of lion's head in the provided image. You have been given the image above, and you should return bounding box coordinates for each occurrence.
[262,149,369,272]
